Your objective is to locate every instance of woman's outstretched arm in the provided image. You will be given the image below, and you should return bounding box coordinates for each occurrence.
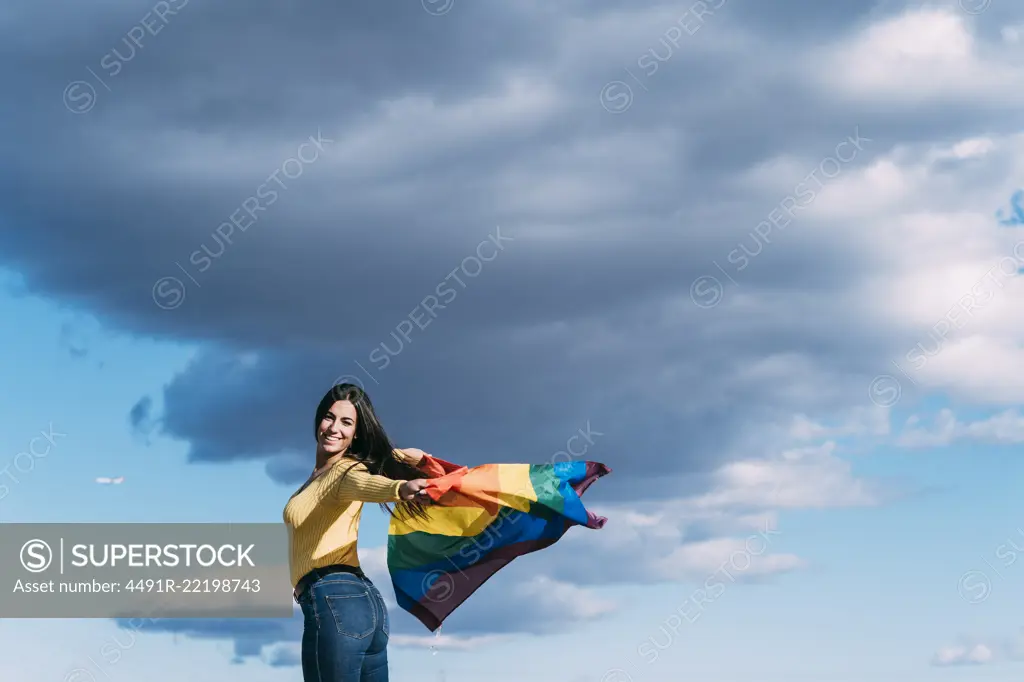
[322,459,427,502]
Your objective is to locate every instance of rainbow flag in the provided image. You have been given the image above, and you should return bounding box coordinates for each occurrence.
[387,454,611,631]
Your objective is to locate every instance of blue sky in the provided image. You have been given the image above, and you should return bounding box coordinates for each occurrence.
[4,0,1024,680]
[6,282,1024,681]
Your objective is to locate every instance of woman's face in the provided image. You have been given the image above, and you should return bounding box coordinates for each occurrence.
[317,400,358,456]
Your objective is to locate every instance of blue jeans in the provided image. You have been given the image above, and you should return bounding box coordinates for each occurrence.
[298,571,390,682]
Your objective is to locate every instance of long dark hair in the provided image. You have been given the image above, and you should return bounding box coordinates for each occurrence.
[315,383,429,520]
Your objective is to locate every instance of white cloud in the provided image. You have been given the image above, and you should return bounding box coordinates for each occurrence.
[686,441,882,510]
[782,121,1024,403]
[356,545,389,575]
[931,630,1024,666]
[944,137,996,160]
[932,642,995,666]
[789,406,891,441]
[568,439,882,587]
[815,8,1020,103]
[576,501,802,584]
[388,633,513,650]
[1002,25,1023,44]
[651,533,804,579]
[909,336,1024,403]
[514,575,618,620]
[898,407,1024,447]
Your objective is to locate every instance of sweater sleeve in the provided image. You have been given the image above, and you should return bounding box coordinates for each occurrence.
[393,448,426,467]
[322,460,404,503]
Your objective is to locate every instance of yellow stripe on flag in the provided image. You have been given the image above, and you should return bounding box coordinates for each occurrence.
[495,463,536,511]
[389,504,498,537]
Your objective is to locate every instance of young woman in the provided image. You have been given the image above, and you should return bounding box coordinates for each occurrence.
[284,383,433,682]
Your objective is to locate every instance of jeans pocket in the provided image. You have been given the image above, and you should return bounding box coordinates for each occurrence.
[323,589,376,639]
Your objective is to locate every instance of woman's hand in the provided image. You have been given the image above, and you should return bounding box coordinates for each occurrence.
[398,478,431,501]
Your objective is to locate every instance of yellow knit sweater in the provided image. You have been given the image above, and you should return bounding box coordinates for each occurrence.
[283,449,422,587]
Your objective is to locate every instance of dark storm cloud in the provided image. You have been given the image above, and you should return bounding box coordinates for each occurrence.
[721,0,884,37]
[115,613,302,661]
[0,0,902,352]
[0,0,913,492]
[148,275,888,502]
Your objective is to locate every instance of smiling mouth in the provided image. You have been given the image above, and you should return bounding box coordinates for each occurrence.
[323,435,342,444]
